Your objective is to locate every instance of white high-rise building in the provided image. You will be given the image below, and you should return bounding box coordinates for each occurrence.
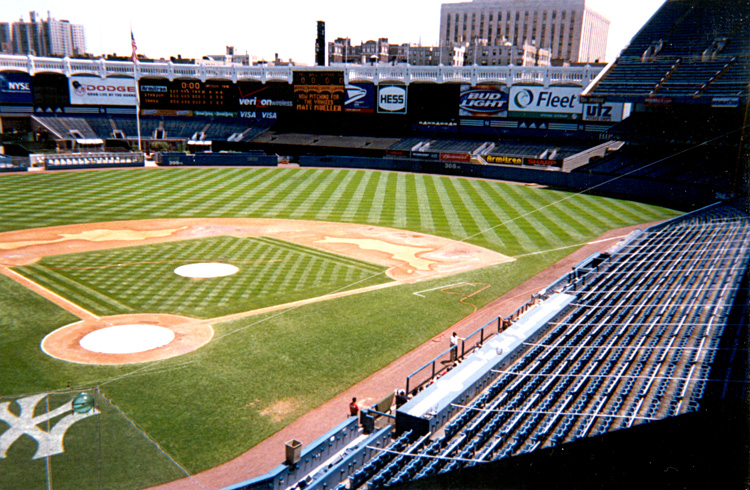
[439,0,609,65]
[4,11,86,57]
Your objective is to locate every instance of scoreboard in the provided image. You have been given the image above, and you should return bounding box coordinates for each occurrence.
[293,70,344,112]
[139,79,236,110]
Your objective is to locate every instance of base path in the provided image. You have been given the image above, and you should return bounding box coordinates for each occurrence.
[148,221,662,490]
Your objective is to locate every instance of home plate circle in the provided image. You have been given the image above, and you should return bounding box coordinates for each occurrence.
[174,262,239,278]
[80,324,175,354]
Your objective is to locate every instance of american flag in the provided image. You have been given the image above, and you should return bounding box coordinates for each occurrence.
[131,31,137,63]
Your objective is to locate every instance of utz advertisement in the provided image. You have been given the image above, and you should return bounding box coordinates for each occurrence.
[508,86,583,120]
[0,72,33,104]
[344,83,375,113]
[377,84,407,114]
[459,85,508,118]
[70,76,137,106]
[582,102,629,122]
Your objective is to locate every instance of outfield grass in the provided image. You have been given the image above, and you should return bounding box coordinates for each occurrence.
[14,236,390,319]
[0,167,681,489]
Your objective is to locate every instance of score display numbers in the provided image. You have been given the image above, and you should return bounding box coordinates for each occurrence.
[140,79,236,110]
[293,71,344,112]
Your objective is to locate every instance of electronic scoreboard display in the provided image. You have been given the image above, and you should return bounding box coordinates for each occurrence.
[139,78,236,110]
[293,70,344,112]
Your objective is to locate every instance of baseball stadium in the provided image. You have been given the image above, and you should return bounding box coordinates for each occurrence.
[0,1,748,489]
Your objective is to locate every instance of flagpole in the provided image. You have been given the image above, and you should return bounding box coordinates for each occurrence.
[131,29,142,153]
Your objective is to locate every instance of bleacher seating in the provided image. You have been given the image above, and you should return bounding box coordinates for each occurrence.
[345,201,749,490]
[588,0,750,101]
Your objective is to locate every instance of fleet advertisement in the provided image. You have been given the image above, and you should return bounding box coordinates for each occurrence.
[508,86,583,120]
[69,76,137,106]
[377,84,407,114]
[293,71,345,112]
[459,84,508,118]
[0,72,33,104]
[344,83,375,113]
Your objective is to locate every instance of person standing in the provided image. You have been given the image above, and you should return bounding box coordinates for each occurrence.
[349,397,359,417]
[450,332,463,361]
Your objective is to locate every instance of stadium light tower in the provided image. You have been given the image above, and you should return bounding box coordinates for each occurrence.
[315,21,325,66]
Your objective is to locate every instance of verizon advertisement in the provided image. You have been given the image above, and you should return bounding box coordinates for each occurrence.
[69,76,137,106]
[508,86,582,120]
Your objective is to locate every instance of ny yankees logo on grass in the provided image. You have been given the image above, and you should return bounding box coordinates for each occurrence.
[0,393,99,460]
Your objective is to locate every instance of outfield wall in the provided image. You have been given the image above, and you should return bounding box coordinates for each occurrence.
[299,155,715,209]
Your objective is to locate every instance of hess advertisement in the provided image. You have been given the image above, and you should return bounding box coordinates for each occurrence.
[69,76,137,106]
[508,86,582,120]
[377,85,407,114]
[459,85,508,118]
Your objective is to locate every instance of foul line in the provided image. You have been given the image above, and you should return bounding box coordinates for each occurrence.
[413,282,468,297]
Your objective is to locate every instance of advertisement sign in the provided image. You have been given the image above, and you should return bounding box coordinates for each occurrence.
[459,84,508,118]
[378,84,407,114]
[237,81,294,120]
[293,70,345,112]
[344,83,375,113]
[525,158,561,167]
[0,72,33,104]
[508,86,582,120]
[139,79,236,110]
[711,97,740,108]
[485,155,523,165]
[582,102,628,122]
[69,76,137,106]
[441,152,471,163]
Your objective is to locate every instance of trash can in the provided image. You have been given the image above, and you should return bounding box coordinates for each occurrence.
[285,439,302,465]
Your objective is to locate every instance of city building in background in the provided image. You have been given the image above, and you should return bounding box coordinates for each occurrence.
[439,0,609,65]
[0,11,86,57]
[328,36,550,67]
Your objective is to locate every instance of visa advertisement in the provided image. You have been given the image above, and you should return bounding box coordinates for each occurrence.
[459,84,508,118]
[0,72,33,104]
[69,76,137,106]
[508,86,583,120]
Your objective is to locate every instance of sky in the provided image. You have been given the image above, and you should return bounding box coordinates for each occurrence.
[2,0,666,64]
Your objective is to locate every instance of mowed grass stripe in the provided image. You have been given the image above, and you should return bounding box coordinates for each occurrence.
[15,265,132,315]
[325,170,366,223]
[498,183,568,250]
[233,168,299,216]
[430,176,469,240]
[313,169,357,221]
[256,236,384,273]
[255,168,322,217]
[411,174,435,233]
[366,171,390,225]
[339,170,374,222]
[449,178,509,250]
[508,186,582,246]
[467,180,530,253]
[288,169,344,219]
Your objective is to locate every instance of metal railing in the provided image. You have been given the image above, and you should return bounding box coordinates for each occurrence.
[0,54,602,87]
[405,317,502,395]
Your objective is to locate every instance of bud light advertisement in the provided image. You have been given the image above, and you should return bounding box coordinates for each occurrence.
[459,84,508,118]
[0,72,33,104]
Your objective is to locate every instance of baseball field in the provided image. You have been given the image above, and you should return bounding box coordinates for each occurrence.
[0,166,681,490]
